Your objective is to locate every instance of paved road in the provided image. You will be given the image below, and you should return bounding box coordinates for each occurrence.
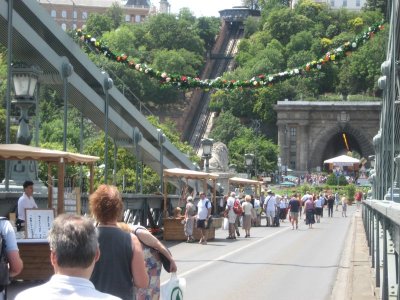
[7,206,355,300]
[161,206,355,300]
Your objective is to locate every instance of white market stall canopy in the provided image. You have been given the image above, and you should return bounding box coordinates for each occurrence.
[323,155,360,167]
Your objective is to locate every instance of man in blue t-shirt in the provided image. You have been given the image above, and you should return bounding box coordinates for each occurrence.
[288,194,301,230]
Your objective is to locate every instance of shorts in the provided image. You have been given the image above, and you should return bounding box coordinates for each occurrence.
[266,210,275,218]
[290,212,299,219]
[197,219,207,229]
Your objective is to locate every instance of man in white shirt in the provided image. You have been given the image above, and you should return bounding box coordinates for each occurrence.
[15,214,121,300]
[224,192,237,239]
[17,181,38,231]
[196,192,211,245]
[263,190,276,227]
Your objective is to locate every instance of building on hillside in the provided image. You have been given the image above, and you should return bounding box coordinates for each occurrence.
[37,0,151,31]
[159,0,171,14]
[291,0,366,10]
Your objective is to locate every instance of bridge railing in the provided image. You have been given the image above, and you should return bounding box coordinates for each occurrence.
[362,200,400,299]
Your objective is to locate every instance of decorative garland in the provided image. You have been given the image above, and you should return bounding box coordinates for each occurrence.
[76,21,384,90]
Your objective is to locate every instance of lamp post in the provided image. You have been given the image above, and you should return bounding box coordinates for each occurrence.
[245,153,255,179]
[201,138,214,172]
[133,127,142,194]
[102,72,113,183]
[277,156,282,184]
[157,129,166,193]
[7,63,42,186]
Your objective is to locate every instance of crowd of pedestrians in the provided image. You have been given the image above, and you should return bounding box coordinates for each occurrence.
[1,181,364,300]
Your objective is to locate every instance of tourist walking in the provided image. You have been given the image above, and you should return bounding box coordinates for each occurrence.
[327,193,335,217]
[303,196,315,229]
[16,214,120,300]
[184,196,196,243]
[241,195,253,238]
[314,194,324,223]
[341,195,348,217]
[196,192,212,245]
[263,190,276,227]
[224,192,237,239]
[288,193,300,230]
[89,185,148,300]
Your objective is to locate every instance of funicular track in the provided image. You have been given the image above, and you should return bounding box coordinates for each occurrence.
[187,23,244,152]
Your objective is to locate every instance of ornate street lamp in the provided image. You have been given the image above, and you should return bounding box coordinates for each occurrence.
[157,129,166,193]
[201,138,214,172]
[7,63,42,187]
[229,164,237,174]
[245,153,255,179]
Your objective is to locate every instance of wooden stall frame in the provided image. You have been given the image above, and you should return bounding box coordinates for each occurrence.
[162,168,219,217]
[0,143,99,215]
[228,177,264,197]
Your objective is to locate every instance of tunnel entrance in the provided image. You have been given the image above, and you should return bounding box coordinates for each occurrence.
[321,131,363,167]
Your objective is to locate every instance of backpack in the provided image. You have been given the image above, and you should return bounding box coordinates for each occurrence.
[205,200,214,215]
[233,199,243,215]
[0,217,10,291]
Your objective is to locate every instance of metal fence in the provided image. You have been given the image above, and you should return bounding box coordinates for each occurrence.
[363,201,400,299]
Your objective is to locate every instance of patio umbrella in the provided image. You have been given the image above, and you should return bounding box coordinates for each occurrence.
[280,181,296,187]
[323,155,360,167]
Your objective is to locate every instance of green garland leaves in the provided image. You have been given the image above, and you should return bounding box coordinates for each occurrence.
[76,21,384,90]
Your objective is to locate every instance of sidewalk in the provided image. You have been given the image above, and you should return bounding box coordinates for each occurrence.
[332,209,378,299]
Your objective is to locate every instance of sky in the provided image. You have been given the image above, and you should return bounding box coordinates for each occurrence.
[167,0,244,17]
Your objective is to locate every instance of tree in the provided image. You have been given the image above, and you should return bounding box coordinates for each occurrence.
[85,13,114,35]
[209,110,243,145]
[106,2,124,29]
[195,17,220,52]
[264,8,314,45]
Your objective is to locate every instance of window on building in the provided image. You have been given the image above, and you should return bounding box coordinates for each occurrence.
[61,10,67,18]
[73,10,77,19]
[82,11,88,19]
[125,15,131,22]
[51,10,56,18]
[72,23,77,30]
[135,15,141,23]
[290,127,296,137]
[342,0,347,6]
[330,0,335,6]
[61,23,67,31]
[290,161,296,170]
[356,0,361,6]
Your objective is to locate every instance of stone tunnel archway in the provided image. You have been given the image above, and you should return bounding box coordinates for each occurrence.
[309,123,375,170]
[275,101,381,174]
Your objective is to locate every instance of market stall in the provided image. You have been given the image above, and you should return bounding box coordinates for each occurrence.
[228,177,264,197]
[0,143,99,280]
[162,168,219,241]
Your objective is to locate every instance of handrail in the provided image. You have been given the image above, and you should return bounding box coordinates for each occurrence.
[362,200,400,299]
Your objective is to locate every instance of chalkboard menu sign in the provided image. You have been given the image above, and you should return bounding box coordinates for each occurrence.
[25,209,55,239]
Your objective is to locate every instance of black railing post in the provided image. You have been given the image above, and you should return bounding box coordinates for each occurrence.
[382,218,388,300]
[376,214,381,287]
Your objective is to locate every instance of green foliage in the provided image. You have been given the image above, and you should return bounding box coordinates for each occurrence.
[244,17,261,38]
[345,184,356,202]
[106,3,124,29]
[152,49,203,76]
[195,17,221,51]
[85,13,114,35]
[326,173,348,186]
[209,111,243,145]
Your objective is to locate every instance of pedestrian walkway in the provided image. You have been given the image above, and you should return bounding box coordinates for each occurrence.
[332,208,377,299]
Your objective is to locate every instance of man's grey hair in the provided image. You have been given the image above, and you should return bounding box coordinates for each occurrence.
[48,214,98,268]
[230,192,236,197]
